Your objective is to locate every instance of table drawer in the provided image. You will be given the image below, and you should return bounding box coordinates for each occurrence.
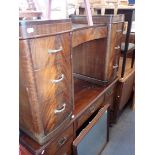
[34,57,72,103]
[29,33,71,70]
[41,91,72,135]
[104,83,117,111]
[45,124,73,155]
[77,96,104,129]
[55,137,73,155]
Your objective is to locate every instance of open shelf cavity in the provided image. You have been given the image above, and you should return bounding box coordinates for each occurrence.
[73,77,106,117]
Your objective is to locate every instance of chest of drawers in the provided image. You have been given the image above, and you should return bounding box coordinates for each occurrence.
[19,19,73,144]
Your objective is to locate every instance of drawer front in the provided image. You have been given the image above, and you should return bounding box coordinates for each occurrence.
[45,125,73,155]
[104,84,116,110]
[29,33,71,70]
[34,57,72,103]
[20,145,32,155]
[55,137,73,155]
[77,96,104,129]
[41,91,73,135]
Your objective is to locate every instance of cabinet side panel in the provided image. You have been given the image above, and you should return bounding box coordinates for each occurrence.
[19,40,44,140]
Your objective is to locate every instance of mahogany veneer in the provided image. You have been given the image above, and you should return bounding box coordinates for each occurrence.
[19,19,73,144]
[71,14,124,83]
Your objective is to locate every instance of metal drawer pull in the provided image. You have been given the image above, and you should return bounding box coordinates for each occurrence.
[51,74,64,84]
[48,46,63,54]
[106,90,113,96]
[113,64,118,69]
[89,106,95,113]
[54,103,66,114]
[58,136,67,146]
[115,46,120,50]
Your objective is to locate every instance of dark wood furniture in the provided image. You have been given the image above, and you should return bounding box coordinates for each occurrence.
[114,69,135,121]
[20,122,74,155]
[19,19,73,144]
[71,14,124,84]
[19,15,124,155]
[104,8,135,77]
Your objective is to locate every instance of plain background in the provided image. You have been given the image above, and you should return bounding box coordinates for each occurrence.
[0,0,155,154]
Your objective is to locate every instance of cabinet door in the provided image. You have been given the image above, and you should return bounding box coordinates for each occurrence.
[73,104,110,155]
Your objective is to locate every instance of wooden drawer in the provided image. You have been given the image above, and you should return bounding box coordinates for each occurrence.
[34,57,72,102]
[55,137,73,155]
[77,95,104,129]
[45,125,73,155]
[20,124,73,155]
[104,83,116,109]
[29,32,71,70]
[73,105,109,155]
[41,91,72,135]
[20,145,32,155]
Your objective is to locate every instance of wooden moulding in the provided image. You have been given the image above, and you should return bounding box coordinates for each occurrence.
[72,25,107,48]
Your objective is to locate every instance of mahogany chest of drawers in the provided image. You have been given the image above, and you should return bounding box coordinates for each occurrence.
[19,19,73,144]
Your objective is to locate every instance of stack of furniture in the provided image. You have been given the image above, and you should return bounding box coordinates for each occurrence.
[19,14,124,155]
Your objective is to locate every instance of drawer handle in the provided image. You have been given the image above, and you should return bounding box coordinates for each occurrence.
[54,103,66,114]
[115,46,120,50]
[48,46,63,54]
[89,106,95,113]
[51,74,64,84]
[113,64,118,69]
[106,90,113,96]
[58,136,67,146]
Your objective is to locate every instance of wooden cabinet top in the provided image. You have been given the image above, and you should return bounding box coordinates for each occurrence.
[71,14,124,25]
[19,19,72,39]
